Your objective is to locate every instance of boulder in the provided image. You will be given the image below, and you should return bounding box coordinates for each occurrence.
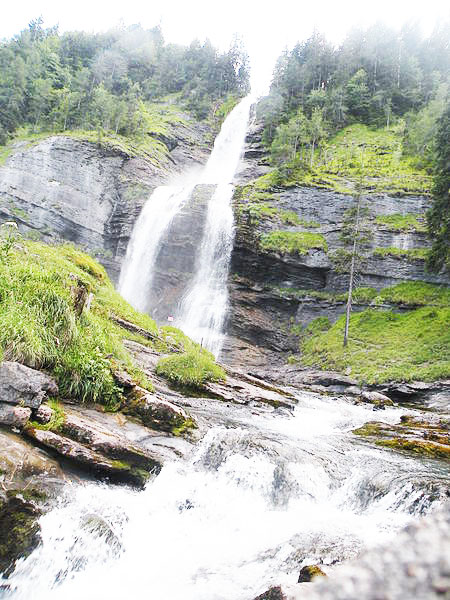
[0,362,58,409]
[360,391,394,407]
[0,404,31,429]
[122,387,190,432]
[0,492,42,577]
[298,564,327,583]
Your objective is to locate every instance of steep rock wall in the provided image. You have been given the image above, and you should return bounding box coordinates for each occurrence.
[0,119,211,283]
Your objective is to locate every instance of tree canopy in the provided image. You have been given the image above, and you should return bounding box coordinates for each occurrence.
[0,19,250,143]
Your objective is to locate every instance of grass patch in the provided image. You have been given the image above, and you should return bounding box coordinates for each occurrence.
[259,231,327,255]
[373,246,428,261]
[254,124,432,196]
[0,238,159,406]
[28,399,65,432]
[300,306,450,384]
[156,347,226,389]
[374,213,427,232]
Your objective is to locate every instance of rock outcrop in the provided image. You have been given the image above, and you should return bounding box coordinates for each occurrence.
[0,117,211,283]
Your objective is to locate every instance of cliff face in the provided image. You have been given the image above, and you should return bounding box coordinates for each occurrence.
[225,121,450,366]
[0,118,211,283]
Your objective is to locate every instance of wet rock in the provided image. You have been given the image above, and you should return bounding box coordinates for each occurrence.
[0,492,42,577]
[0,405,31,429]
[298,565,327,582]
[353,416,450,460]
[24,427,155,487]
[360,391,394,407]
[0,430,65,494]
[205,373,296,408]
[254,586,286,600]
[60,406,163,472]
[0,362,58,409]
[122,387,190,432]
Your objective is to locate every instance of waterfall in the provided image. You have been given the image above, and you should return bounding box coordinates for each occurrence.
[118,96,253,355]
[2,395,446,599]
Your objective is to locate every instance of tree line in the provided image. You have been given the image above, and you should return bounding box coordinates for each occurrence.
[0,17,250,144]
[258,23,449,168]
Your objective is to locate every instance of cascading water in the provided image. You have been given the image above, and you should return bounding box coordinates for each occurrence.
[118,96,253,356]
[2,394,447,599]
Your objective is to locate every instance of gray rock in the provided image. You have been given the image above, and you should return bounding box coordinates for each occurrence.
[24,427,154,487]
[122,387,190,432]
[254,587,286,600]
[0,404,31,429]
[360,390,394,406]
[0,362,58,409]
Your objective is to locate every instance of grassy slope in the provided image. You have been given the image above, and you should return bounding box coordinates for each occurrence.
[262,124,432,196]
[300,306,450,384]
[0,238,223,405]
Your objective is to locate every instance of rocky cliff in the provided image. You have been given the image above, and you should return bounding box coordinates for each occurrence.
[0,118,211,283]
[225,118,450,365]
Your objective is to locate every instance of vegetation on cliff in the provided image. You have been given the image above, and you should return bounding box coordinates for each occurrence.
[0,225,224,405]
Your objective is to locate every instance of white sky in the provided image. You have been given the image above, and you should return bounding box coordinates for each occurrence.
[2,0,450,93]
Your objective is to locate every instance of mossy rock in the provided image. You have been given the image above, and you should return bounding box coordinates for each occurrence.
[0,491,42,577]
[298,564,327,583]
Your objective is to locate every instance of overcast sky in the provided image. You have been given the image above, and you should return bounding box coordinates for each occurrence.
[2,0,449,92]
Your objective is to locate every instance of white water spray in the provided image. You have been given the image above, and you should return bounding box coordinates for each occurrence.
[2,395,446,600]
[118,95,253,355]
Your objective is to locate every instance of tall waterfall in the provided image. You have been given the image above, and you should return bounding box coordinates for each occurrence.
[119,96,253,356]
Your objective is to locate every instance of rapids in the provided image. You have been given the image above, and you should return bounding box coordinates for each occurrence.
[2,393,447,600]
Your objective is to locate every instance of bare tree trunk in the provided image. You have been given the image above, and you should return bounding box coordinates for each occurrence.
[343,192,362,347]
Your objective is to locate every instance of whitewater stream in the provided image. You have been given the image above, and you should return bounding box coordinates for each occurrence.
[2,393,447,600]
[119,95,254,357]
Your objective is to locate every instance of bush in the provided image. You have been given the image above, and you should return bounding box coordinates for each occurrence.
[156,348,226,389]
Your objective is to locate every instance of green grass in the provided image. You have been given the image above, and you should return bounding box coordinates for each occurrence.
[0,237,159,406]
[156,347,226,389]
[254,124,432,196]
[28,399,65,432]
[373,246,428,261]
[259,231,327,255]
[374,213,427,232]
[300,306,450,383]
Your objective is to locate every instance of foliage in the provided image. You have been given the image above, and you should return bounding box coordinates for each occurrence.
[300,307,450,383]
[0,236,159,406]
[259,231,327,255]
[0,20,250,147]
[261,23,449,141]
[155,347,226,389]
[427,101,450,272]
[255,124,431,196]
